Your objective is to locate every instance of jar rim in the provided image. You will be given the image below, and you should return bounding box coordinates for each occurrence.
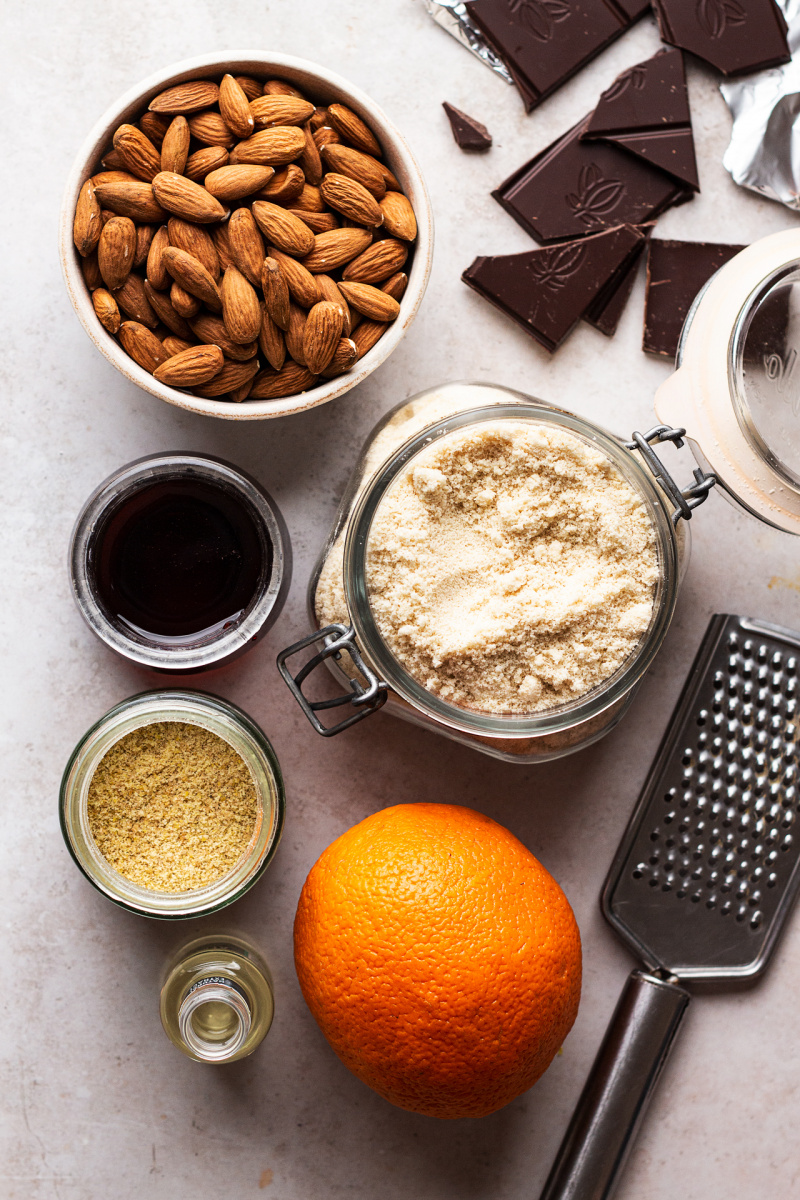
[343,396,680,739]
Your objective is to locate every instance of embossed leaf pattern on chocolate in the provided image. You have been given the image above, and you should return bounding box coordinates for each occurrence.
[507,0,571,42]
[527,243,586,291]
[565,165,625,228]
[696,0,746,39]
[601,64,647,103]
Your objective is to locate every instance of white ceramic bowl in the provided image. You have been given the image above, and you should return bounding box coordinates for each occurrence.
[59,52,433,421]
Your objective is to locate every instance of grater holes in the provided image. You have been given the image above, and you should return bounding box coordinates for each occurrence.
[697,709,708,727]
[750,911,763,929]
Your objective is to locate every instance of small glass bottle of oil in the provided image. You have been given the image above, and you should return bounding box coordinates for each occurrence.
[160,934,274,1063]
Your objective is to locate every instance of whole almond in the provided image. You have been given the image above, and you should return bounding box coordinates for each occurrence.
[310,107,328,131]
[379,192,417,242]
[167,218,220,278]
[259,308,287,371]
[320,144,386,199]
[313,126,341,152]
[134,224,156,268]
[211,223,235,271]
[114,273,157,327]
[250,95,315,127]
[257,163,305,203]
[378,162,402,191]
[162,335,194,357]
[299,123,323,186]
[261,257,291,331]
[100,209,116,227]
[320,173,383,227]
[143,280,194,340]
[162,245,222,310]
[250,362,318,399]
[229,378,257,403]
[301,227,373,274]
[339,281,400,322]
[288,209,340,234]
[320,337,358,378]
[221,266,262,344]
[170,282,201,318]
[152,172,228,224]
[268,248,320,308]
[251,201,315,257]
[92,288,121,334]
[119,321,170,372]
[316,274,352,335]
[186,146,229,182]
[139,111,170,147]
[227,208,266,287]
[303,301,344,373]
[293,184,325,212]
[153,344,224,386]
[230,127,306,167]
[81,251,103,290]
[342,238,408,283]
[112,124,161,182]
[73,179,102,257]
[326,103,382,158]
[91,170,139,187]
[94,181,166,224]
[189,313,258,361]
[193,358,260,398]
[352,318,388,358]
[188,112,236,149]
[235,76,263,102]
[382,271,409,302]
[98,216,136,290]
[146,225,171,290]
[286,302,308,366]
[100,149,126,172]
[219,74,255,139]
[149,81,220,114]
[204,164,275,202]
[263,79,307,99]
[160,116,190,174]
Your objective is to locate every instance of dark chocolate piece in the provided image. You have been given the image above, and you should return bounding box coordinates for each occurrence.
[465,0,647,113]
[643,238,747,357]
[583,48,699,190]
[651,0,790,76]
[584,224,652,336]
[494,117,692,244]
[443,102,493,150]
[462,224,647,352]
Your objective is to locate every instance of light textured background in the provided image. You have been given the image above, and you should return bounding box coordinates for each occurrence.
[3,2,800,1197]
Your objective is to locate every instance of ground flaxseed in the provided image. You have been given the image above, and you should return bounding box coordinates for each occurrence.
[87,721,257,893]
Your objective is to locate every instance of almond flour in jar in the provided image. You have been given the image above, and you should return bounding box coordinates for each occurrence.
[360,420,659,715]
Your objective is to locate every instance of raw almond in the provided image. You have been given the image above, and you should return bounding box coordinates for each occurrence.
[211,223,235,271]
[81,251,103,290]
[229,378,257,403]
[204,164,275,202]
[146,225,171,290]
[326,103,382,158]
[153,344,224,386]
[303,300,344,373]
[293,184,325,212]
[351,318,388,358]
[149,81,220,114]
[114,273,158,327]
[263,79,307,99]
[379,191,417,241]
[288,209,340,234]
[160,116,190,174]
[310,107,328,131]
[378,162,402,191]
[382,271,408,302]
[188,111,236,149]
[139,111,170,147]
[91,170,139,186]
[227,208,266,287]
[98,215,136,290]
[162,335,194,357]
[268,248,320,308]
[342,238,407,283]
[94,181,166,224]
[230,127,306,166]
[152,172,228,224]
[112,124,161,181]
[257,163,305,203]
[313,127,341,152]
[134,224,156,268]
[261,256,291,331]
[119,321,170,372]
[189,313,258,361]
[320,144,386,199]
[167,218,220,278]
[221,266,262,344]
[339,281,400,322]
[143,280,194,340]
[251,95,315,128]
[186,146,229,182]
[193,358,261,398]
[259,308,286,370]
[170,282,201,318]
[234,76,263,103]
[320,337,358,378]
[219,74,255,139]
[73,179,102,257]
[301,227,373,274]
[100,149,126,172]
[286,302,308,366]
[299,123,323,186]
[316,274,351,335]
[92,288,121,334]
[250,361,318,398]
[161,245,222,310]
[251,201,315,257]
[320,173,383,227]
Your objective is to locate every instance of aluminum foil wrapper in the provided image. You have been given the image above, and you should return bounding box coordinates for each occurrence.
[721,0,800,209]
[422,0,514,84]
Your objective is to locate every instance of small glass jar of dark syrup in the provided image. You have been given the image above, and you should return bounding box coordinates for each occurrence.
[70,454,290,671]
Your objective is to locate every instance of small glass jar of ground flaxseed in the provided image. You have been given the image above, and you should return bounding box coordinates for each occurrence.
[60,690,284,918]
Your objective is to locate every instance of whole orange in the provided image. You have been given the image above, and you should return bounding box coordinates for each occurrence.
[293,803,581,1119]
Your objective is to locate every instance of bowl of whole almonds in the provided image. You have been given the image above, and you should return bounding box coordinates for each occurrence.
[60,53,433,419]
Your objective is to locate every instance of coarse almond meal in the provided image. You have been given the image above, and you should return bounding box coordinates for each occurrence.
[88,722,257,892]
[360,420,659,714]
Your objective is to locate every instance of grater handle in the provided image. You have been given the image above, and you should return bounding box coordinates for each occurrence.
[540,970,690,1200]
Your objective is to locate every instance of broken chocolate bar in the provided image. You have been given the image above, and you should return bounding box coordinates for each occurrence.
[651,0,789,76]
[462,224,648,352]
[584,224,652,336]
[465,0,649,113]
[443,102,493,150]
[644,238,747,357]
[494,117,692,244]
[584,48,699,191]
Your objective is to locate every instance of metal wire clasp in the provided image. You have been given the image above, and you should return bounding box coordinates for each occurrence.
[626,426,716,525]
[276,623,388,736]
